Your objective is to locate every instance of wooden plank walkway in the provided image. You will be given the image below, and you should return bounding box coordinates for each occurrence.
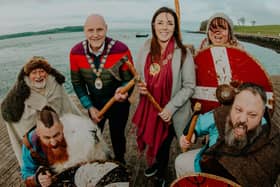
[0,75,280,187]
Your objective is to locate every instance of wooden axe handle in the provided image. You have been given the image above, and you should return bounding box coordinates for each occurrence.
[182,102,201,152]
[125,60,137,77]
[125,60,163,112]
[97,78,136,118]
[185,115,199,141]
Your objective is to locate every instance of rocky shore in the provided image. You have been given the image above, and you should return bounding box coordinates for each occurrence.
[235,33,280,53]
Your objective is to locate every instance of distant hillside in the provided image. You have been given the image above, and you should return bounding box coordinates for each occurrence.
[0,26,83,40]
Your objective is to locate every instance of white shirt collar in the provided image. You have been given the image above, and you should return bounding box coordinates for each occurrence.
[88,42,105,56]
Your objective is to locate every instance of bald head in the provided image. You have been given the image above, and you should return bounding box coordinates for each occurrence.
[83,14,108,52]
[84,14,107,28]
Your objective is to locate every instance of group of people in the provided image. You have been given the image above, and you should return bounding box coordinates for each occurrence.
[0,5,279,187]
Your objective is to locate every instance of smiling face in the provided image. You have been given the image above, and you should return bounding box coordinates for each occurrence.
[208,18,230,45]
[153,12,175,47]
[28,68,48,89]
[84,14,107,52]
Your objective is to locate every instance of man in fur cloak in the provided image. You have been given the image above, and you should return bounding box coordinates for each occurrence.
[175,83,280,187]
[1,56,82,166]
[22,106,128,187]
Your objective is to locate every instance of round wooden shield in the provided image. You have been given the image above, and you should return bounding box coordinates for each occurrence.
[192,46,274,114]
[171,172,241,187]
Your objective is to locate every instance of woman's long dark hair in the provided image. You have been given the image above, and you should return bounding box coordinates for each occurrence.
[150,6,187,67]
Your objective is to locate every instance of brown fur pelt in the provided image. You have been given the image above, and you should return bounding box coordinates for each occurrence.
[1,67,65,123]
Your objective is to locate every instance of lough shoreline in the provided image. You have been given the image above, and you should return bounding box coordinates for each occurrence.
[235,33,280,53]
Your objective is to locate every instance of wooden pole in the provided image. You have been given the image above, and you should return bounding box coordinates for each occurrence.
[97,78,136,118]
[174,0,181,24]
[97,59,163,119]
[125,60,163,112]
[174,0,182,40]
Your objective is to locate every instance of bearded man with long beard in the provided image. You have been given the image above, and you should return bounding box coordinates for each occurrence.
[1,56,82,166]
[175,83,280,187]
[21,106,114,187]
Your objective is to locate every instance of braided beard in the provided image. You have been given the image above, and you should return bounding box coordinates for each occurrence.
[225,119,248,149]
[40,138,69,165]
[224,117,262,150]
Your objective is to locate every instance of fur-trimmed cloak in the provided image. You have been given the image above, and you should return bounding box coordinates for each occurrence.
[21,113,113,185]
[49,114,111,173]
[0,67,82,166]
[203,105,280,187]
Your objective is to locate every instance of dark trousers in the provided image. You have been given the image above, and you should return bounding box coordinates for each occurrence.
[155,124,176,178]
[93,101,130,163]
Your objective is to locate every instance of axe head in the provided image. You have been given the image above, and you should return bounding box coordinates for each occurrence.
[107,56,128,81]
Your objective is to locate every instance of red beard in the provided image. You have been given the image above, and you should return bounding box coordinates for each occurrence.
[40,138,69,165]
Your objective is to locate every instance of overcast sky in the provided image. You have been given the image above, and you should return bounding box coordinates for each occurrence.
[0,0,279,35]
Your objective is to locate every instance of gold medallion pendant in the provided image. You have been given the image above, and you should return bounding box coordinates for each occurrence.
[95,77,103,89]
[149,63,161,76]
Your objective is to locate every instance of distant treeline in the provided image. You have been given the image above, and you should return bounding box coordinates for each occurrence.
[0,26,83,40]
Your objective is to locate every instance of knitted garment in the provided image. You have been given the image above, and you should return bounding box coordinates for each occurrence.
[70,37,133,109]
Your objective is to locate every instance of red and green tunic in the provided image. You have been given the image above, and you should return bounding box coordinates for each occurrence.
[70,37,133,109]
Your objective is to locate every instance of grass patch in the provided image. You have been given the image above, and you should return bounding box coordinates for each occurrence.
[234,25,280,37]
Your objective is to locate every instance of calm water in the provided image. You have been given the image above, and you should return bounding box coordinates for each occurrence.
[0,29,280,98]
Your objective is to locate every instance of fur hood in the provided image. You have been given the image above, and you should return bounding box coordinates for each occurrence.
[206,12,234,34]
[1,67,65,123]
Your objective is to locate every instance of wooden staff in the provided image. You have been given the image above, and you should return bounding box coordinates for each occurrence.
[174,0,182,40]
[125,60,163,112]
[97,59,163,118]
[97,78,136,118]
[182,102,202,152]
